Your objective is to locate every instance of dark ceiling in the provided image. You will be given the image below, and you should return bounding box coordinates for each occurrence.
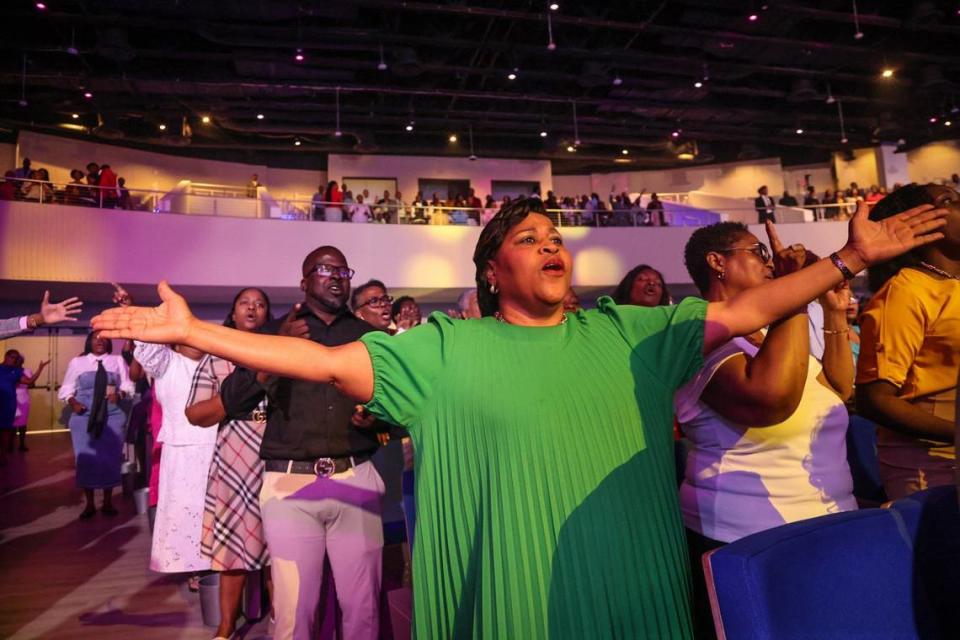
[2,0,960,173]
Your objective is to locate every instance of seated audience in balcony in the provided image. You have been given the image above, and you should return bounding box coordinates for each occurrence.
[450,195,470,225]
[311,183,325,221]
[428,193,448,225]
[754,185,776,224]
[246,173,260,198]
[560,196,577,226]
[677,220,856,638]
[856,183,960,500]
[482,195,498,225]
[65,169,93,206]
[391,295,422,334]
[86,162,100,186]
[865,185,884,204]
[803,185,822,221]
[375,189,394,223]
[410,192,428,224]
[98,164,119,208]
[349,194,371,223]
[343,189,354,207]
[323,180,344,222]
[20,168,54,203]
[822,189,839,218]
[544,190,559,212]
[467,187,483,212]
[846,181,862,198]
[647,192,666,226]
[779,190,798,207]
[612,264,671,307]
[12,157,31,180]
[0,171,18,200]
[117,177,130,209]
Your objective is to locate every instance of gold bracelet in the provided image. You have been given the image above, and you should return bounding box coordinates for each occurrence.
[823,327,849,335]
[26,313,42,330]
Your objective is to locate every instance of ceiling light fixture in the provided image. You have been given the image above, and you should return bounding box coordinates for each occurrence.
[468,125,477,160]
[256,113,264,120]
[748,13,758,21]
[540,130,548,137]
[694,81,703,88]
[294,138,301,146]
[881,68,894,78]
[930,116,938,123]
[71,113,79,119]
[449,134,458,143]
[795,128,804,134]
[294,48,305,62]
[947,120,954,127]
[671,130,681,138]
[612,74,623,86]
[852,0,864,39]
[566,145,576,152]
[201,115,211,124]
[508,69,518,80]
[66,28,79,55]
[158,123,166,131]
[83,91,92,99]
[549,2,559,10]
[621,148,629,155]
[18,55,28,107]
[377,43,388,71]
[35,2,46,10]
[405,121,414,132]
[825,82,836,104]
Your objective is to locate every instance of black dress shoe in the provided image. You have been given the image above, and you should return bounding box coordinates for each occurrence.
[79,506,97,519]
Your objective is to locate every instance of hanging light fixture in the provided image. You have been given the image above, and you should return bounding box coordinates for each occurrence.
[66,28,79,55]
[825,82,836,104]
[334,87,342,137]
[571,100,580,146]
[852,0,864,39]
[18,54,28,107]
[468,125,477,160]
[837,99,848,143]
[377,43,388,71]
[546,10,557,50]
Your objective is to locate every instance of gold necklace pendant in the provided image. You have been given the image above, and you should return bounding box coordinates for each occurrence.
[494,311,567,326]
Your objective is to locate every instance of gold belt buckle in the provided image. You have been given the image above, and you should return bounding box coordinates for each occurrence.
[313,457,336,477]
[252,408,267,424]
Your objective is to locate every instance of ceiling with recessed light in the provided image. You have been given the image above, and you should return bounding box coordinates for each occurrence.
[2,0,959,173]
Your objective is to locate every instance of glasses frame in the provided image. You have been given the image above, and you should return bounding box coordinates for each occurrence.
[310,263,356,280]
[355,294,394,310]
[719,242,771,263]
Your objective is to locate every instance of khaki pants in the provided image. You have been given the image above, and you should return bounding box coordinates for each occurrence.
[260,461,385,640]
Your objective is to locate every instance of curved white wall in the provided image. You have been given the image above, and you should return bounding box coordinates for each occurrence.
[2,201,851,293]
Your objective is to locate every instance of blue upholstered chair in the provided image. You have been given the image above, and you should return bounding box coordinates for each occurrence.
[703,508,935,639]
[845,414,887,505]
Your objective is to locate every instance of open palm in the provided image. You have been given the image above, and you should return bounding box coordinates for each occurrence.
[92,281,195,344]
[847,200,946,266]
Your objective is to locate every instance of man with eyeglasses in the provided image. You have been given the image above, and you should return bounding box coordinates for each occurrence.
[219,245,385,640]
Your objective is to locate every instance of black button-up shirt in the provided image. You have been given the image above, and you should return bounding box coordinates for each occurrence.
[220,307,381,460]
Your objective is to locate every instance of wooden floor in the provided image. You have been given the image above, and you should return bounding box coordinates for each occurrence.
[0,431,270,640]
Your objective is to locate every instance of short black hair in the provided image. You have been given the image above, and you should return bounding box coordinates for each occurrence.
[83,331,113,354]
[391,295,417,321]
[866,183,935,291]
[223,287,273,328]
[611,265,670,306]
[301,245,345,277]
[351,279,387,310]
[684,221,750,295]
[472,197,548,316]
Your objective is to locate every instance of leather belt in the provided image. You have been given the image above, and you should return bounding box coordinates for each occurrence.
[264,453,372,478]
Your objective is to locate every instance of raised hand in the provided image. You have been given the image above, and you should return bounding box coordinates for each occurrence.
[110,282,132,307]
[765,220,818,277]
[845,200,947,267]
[39,291,83,325]
[92,281,195,344]
[278,303,310,339]
[820,281,852,313]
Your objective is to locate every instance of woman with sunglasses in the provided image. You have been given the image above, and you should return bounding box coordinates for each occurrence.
[93,198,944,639]
[675,220,859,637]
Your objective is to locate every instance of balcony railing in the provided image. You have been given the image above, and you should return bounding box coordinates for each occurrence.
[0,177,860,227]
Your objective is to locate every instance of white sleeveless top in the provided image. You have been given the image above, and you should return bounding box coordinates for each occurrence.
[674,335,856,543]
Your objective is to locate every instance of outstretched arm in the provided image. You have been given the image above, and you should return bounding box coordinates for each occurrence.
[704,201,946,354]
[93,282,375,402]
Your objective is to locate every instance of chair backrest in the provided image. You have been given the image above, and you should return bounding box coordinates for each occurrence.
[888,485,960,636]
[704,509,928,640]
[845,415,887,505]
